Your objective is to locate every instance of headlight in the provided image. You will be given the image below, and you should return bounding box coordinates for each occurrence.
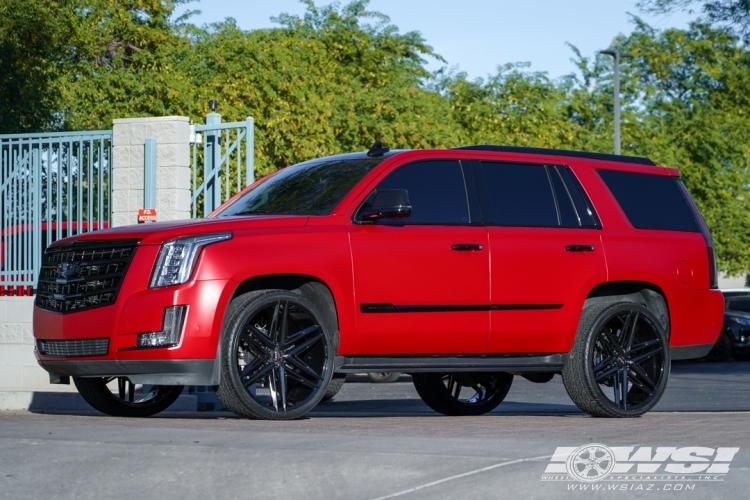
[150,232,232,288]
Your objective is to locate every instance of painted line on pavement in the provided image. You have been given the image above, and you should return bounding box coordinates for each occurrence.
[368,454,553,500]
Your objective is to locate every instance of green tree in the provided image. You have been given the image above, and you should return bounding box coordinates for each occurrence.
[187,1,458,176]
[0,0,194,133]
[0,0,66,132]
[435,64,576,148]
[579,21,750,273]
[638,1,750,43]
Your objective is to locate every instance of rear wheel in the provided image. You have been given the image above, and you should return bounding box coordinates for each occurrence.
[73,377,183,417]
[562,302,669,418]
[412,372,513,416]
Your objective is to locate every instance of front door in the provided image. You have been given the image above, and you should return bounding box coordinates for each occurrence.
[349,160,490,355]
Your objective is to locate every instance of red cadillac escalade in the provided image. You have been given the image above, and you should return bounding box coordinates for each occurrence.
[32,145,725,420]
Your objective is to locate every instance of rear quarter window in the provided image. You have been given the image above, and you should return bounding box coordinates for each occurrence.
[597,169,701,232]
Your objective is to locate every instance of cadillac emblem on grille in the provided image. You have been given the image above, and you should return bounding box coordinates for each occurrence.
[58,262,84,281]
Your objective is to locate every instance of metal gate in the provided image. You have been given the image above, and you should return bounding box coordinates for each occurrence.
[191,115,254,218]
[0,131,112,294]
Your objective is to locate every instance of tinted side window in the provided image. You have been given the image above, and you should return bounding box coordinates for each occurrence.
[548,167,580,228]
[598,170,701,232]
[481,162,558,227]
[557,166,599,227]
[372,160,469,224]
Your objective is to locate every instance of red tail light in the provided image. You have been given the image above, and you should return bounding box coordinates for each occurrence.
[706,246,718,289]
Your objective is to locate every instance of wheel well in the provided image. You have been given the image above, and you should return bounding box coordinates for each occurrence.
[231,274,339,337]
[584,281,670,336]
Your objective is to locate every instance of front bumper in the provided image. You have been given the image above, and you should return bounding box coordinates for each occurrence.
[38,359,217,385]
[726,325,750,348]
[34,272,235,384]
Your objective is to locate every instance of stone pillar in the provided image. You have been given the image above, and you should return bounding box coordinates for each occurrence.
[111,117,191,227]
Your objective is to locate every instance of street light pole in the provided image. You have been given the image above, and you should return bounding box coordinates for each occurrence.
[599,49,631,155]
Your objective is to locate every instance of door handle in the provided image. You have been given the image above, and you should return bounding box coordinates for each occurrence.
[452,244,483,251]
[566,245,595,252]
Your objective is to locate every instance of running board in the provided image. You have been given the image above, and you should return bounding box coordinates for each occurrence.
[334,354,567,374]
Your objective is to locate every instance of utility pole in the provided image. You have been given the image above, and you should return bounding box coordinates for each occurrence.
[599,49,631,155]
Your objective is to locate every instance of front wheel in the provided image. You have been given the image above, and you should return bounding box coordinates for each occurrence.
[562,302,669,418]
[322,373,346,402]
[412,372,513,416]
[214,290,336,420]
[73,377,183,417]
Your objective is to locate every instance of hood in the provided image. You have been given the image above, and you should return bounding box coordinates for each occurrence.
[50,215,310,247]
[726,310,750,320]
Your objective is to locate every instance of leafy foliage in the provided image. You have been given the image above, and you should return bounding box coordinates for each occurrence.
[638,0,750,44]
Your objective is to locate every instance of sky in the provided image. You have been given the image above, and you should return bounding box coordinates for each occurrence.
[175,0,696,80]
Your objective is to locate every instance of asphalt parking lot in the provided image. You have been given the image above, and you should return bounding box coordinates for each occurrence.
[1,361,748,500]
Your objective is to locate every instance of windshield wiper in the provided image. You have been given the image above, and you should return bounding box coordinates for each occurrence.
[233,209,271,216]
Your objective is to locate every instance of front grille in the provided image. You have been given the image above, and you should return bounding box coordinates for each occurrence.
[38,338,109,357]
[36,239,140,313]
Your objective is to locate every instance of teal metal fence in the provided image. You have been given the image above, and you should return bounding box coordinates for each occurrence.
[191,114,254,218]
[0,130,112,294]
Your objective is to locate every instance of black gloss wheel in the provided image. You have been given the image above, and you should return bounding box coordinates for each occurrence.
[215,290,334,420]
[563,302,669,418]
[412,372,513,416]
[321,373,346,402]
[73,377,183,417]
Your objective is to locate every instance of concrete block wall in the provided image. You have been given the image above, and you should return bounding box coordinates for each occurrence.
[111,116,192,227]
[0,296,82,410]
[0,297,44,391]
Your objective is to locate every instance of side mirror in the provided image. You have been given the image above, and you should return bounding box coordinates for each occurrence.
[359,189,412,221]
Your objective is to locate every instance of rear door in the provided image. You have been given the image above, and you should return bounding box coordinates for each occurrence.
[349,160,490,355]
[475,161,608,353]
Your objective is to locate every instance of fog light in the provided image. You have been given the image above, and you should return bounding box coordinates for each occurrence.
[137,306,187,348]
[741,336,747,343]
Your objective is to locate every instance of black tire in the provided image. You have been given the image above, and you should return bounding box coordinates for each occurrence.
[214,290,336,420]
[322,373,346,402]
[705,331,733,362]
[73,377,183,417]
[367,372,401,383]
[412,372,513,416]
[562,302,670,418]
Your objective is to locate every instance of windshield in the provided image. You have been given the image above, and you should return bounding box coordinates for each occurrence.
[216,157,384,217]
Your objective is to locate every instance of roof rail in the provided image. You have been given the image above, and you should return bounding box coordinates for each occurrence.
[453,145,657,166]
